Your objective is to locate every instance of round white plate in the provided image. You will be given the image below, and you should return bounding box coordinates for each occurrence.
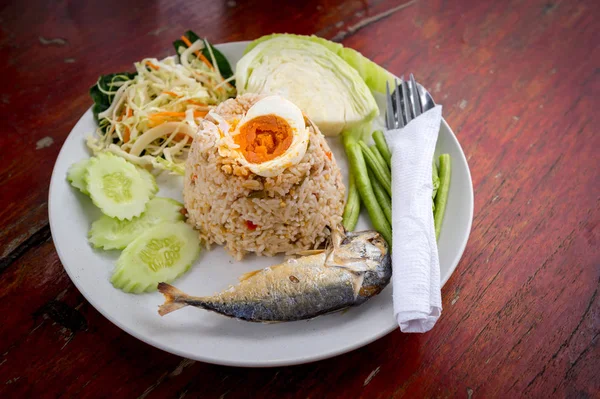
[49,41,473,367]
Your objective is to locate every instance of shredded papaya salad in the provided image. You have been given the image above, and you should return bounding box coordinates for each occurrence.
[87,30,236,174]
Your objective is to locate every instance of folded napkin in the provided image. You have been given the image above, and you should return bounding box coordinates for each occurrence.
[384,106,443,333]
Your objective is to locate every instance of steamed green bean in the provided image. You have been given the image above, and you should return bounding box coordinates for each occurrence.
[342,170,360,231]
[370,145,390,174]
[345,139,392,246]
[368,168,392,224]
[434,154,451,239]
[372,130,392,166]
[358,140,391,196]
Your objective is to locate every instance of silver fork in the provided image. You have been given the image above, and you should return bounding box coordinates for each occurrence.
[385,74,435,129]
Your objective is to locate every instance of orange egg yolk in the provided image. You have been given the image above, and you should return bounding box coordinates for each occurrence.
[234,115,294,164]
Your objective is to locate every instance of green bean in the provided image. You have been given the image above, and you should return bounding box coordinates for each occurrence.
[363,142,390,178]
[342,170,360,231]
[372,130,392,166]
[358,141,392,197]
[368,168,392,225]
[434,154,451,239]
[432,159,440,212]
[345,139,392,246]
[432,159,440,200]
[370,145,390,174]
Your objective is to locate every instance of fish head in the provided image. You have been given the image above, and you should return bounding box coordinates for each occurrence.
[341,230,387,256]
[332,230,392,304]
[334,230,389,269]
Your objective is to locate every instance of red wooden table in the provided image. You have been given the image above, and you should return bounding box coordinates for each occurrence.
[1,0,598,397]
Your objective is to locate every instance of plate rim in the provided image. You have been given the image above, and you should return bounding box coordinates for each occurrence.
[48,41,474,367]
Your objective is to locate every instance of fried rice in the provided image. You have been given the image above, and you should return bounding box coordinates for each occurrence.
[183,94,345,260]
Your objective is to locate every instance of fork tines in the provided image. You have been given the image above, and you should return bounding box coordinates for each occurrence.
[385,74,425,130]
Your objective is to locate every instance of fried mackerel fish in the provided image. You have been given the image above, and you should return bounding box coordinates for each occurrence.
[158,229,391,322]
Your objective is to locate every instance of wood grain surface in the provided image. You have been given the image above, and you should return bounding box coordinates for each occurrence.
[1,0,598,397]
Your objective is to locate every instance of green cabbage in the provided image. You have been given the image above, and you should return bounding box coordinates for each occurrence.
[237,34,392,136]
[243,34,394,94]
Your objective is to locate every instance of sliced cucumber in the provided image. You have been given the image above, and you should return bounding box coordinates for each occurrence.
[137,166,159,195]
[85,153,154,220]
[89,197,184,250]
[111,222,200,293]
[67,159,91,195]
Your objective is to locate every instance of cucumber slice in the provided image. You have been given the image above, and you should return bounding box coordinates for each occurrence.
[85,153,154,220]
[137,166,159,195]
[89,197,184,250]
[111,222,200,293]
[67,159,91,195]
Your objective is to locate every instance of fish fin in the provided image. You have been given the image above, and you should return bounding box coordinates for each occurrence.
[294,249,326,256]
[330,225,345,248]
[239,269,263,282]
[157,282,189,316]
[239,263,290,282]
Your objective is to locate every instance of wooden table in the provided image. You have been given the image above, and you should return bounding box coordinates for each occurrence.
[1,0,598,397]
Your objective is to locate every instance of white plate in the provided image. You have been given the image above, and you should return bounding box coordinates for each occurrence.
[49,41,473,367]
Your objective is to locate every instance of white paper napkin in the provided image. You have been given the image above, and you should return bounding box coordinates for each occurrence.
[384,105,443,333]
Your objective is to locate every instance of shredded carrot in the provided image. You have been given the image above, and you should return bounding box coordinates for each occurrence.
[116,107,130,121]
[148,117,173,127]
[180,35,234,92]
[186,99,207,106]
[162,91,180,97]
[123,126,131,143]
[148,115,175,127]
[145,60,160,70]
[180,35,193,47]
[180,35,213,70]
[326,151,332,160]
[174,133,190,142]
[148,111,208,126]
[149,112,187,117]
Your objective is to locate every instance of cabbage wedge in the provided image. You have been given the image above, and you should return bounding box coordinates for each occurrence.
[237,35,392,136]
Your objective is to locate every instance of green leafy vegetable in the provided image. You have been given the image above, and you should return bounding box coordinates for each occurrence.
[174,30,235,86]
[89,72,137,127]
[172,29,201,55]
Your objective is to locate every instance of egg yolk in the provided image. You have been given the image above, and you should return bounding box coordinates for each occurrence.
[234,115,294,164]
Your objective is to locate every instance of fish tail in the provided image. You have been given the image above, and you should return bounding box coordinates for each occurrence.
[158,282,191,316]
